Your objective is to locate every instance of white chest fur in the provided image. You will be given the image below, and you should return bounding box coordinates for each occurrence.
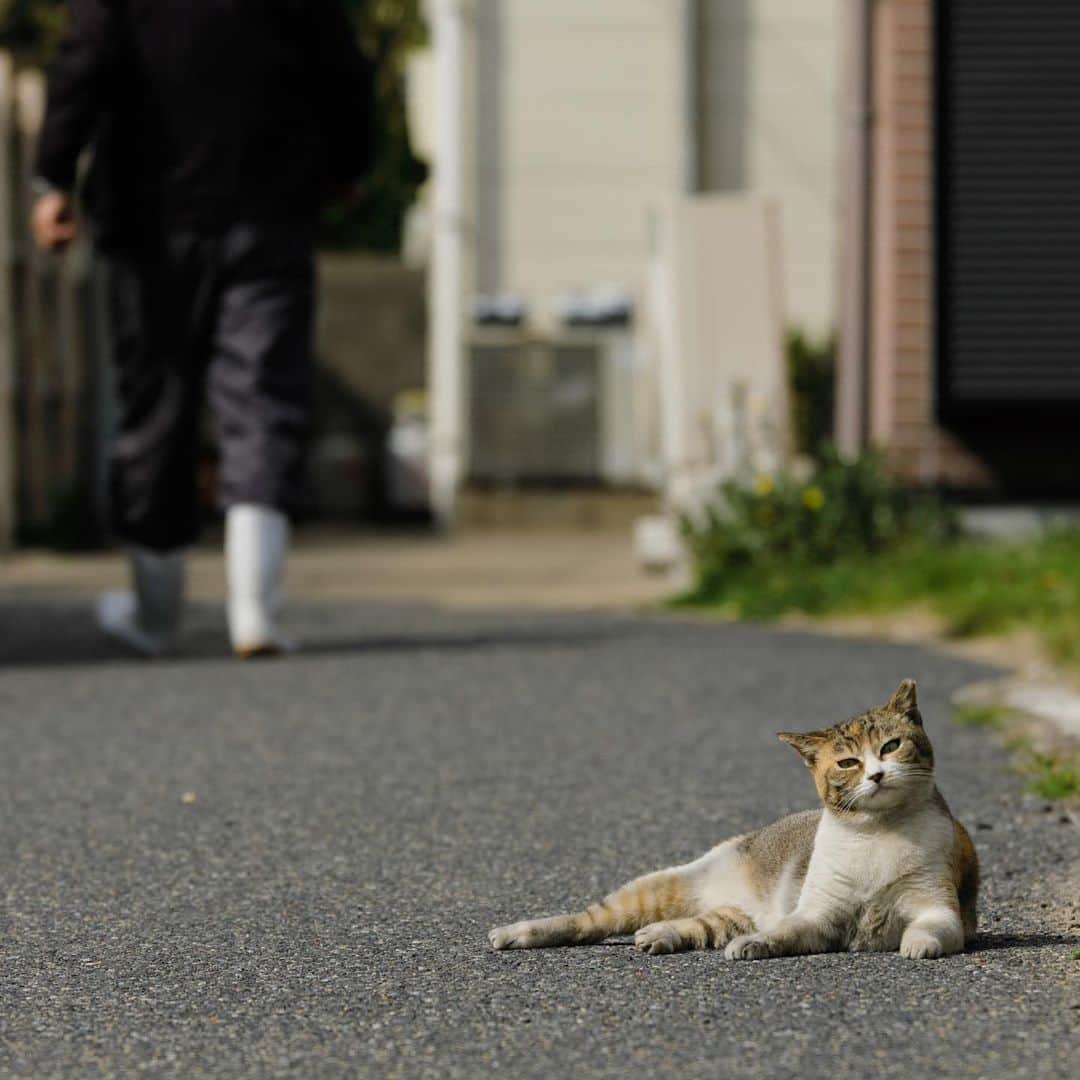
[799,802,953,912]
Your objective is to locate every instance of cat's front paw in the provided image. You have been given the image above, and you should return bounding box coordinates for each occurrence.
[899,929,944,960]
[489,922,531,950]
[635,922,681,956]
[725,933,772,961]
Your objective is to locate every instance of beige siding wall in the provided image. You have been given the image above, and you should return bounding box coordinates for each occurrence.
[869,0,990,486]
[472,1,843,336]
[474,0,683,315]
[700,0,843,335]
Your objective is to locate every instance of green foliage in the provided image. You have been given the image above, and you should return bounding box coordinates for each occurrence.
[322,0,429,251]
[0,0,66,63]
[787,329,835,458]
[679,447,1080,668]
[682,447,958,597]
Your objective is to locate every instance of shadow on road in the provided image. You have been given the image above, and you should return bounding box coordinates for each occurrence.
[0,601,639,670]
[487,933,1080,956]
[297,626,635,659]
[969,931,1079,953]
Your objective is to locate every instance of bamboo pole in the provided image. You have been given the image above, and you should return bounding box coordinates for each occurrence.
[57,223,87,489]
[0,53,15,550]
[15,68,50,532]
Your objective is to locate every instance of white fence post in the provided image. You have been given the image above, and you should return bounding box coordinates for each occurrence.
[427,0,476,527]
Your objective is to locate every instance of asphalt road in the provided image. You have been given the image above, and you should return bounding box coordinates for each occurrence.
[0,600,1076,1078]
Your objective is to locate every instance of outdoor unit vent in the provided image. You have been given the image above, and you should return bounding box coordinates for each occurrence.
[467,331,639,484]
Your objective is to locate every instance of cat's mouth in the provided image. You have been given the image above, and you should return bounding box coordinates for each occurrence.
[858,781,899,806]
[858,780,913,808]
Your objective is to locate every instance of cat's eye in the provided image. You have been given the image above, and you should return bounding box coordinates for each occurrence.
[880,738,902,755]
[837,758,860,769]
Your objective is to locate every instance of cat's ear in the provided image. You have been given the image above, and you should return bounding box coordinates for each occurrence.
[778,730,828,766]
[886,678,923,725]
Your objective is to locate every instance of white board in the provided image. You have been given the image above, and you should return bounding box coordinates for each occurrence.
[649,194,790,511]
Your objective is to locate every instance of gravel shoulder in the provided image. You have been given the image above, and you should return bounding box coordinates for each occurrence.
[0,600,1075,1078]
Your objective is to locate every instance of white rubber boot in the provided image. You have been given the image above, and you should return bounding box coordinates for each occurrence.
[226,503,294,658]
[96,548,186,657]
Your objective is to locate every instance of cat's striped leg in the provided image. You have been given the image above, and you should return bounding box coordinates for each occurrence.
[489,867,695,950]
[634,906,755,956]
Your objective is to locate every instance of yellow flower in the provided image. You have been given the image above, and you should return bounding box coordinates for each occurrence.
[753,474,774,497]
[801,485,825,512]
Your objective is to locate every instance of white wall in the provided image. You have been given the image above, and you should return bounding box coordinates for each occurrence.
[470,0,842,334]
[700,0,843,335]
[474,0,683,319]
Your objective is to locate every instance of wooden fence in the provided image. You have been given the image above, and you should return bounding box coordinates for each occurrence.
[0,54,109,552]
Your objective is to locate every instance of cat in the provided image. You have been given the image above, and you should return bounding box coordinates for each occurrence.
[489,679,978,961]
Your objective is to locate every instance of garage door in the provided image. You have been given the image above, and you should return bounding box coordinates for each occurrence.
[936,0,1080,420]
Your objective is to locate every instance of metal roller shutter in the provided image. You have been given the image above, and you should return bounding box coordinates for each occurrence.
[936,0,1080,420]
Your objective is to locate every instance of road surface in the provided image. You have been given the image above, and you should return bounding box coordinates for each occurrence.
[0,599,1075,1077]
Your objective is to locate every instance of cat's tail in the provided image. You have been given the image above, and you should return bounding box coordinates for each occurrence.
[489,867,696,950]
[952,819,979,942]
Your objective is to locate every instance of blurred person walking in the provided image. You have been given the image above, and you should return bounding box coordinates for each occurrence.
[31,0,375,657]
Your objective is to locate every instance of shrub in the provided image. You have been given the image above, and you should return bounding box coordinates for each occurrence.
[786,329,835,458]
[682,447,958,597]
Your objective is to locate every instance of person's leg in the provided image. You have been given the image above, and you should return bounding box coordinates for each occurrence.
[208,225,315,657]
[224,503,291,657]
[96,548,186,657]
[99,243,211,655]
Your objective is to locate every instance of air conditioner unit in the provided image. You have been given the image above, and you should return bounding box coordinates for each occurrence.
[467,329,641,484]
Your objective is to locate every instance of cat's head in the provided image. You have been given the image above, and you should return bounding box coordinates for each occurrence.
[777,679,935,815]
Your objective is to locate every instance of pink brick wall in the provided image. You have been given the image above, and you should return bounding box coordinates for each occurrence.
[869,0,992,488]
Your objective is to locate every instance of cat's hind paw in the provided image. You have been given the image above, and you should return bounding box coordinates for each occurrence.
[635,922,681,956]
[725,933,772,961]
[899,929,945,960]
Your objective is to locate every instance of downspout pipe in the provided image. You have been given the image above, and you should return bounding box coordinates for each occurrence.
[680,0,702,195]
[835,0,873,456]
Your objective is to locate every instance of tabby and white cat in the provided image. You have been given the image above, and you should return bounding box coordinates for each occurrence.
[490,680,978,961]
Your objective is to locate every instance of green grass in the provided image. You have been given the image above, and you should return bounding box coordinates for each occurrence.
[679,530,1080,666]
[950,708,1079,801]
[685,525,1080,802]
[953,703,1007,728]
[1024,753,1080,801]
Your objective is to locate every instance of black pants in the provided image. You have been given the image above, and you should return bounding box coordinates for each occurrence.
[105,224,315,551]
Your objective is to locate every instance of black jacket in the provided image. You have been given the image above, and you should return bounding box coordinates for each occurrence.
[36,0,375,249]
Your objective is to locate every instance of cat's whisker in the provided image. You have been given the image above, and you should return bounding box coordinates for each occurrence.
[836,787,870,813]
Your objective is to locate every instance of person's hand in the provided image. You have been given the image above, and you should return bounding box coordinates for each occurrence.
[31,189,78,253]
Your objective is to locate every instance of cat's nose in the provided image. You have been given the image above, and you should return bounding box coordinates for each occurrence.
[868,771,884,784]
